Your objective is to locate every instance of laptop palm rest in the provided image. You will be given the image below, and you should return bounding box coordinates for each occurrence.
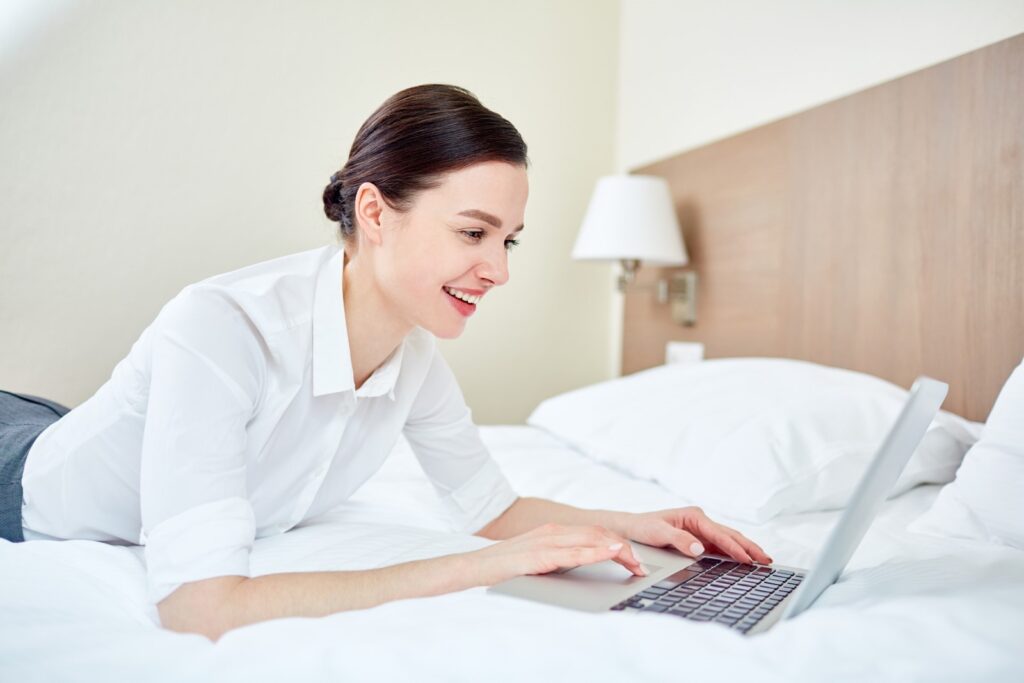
[490,560,662,612]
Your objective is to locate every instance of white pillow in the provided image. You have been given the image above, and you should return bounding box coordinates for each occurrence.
[527,358,981,522]
[909,358,1024,550]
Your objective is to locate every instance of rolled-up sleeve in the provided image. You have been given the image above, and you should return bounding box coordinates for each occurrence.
[403,347,518,534]
[139,288,265,604]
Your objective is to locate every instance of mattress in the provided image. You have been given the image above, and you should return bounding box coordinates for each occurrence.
[2,426,1022,682]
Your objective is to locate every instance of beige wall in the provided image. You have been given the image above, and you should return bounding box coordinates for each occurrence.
[6,1,1020,426]
[0,0,620,424]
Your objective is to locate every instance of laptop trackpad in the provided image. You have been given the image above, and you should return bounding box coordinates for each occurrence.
[560,561,663,582]
[488,560,664,613]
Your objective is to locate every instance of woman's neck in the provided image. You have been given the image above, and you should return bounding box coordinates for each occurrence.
[341,252,412,390]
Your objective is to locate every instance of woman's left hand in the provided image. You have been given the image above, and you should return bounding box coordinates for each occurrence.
[621,506,773,565]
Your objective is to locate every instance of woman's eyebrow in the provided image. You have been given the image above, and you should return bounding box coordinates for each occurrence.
[457,209,525,233]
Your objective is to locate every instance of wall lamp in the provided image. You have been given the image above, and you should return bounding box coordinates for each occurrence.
[571,174,697,326]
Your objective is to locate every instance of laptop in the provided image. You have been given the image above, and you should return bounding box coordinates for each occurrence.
[489,376,949,635]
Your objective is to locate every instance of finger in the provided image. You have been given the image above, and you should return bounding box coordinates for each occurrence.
[542,526,647,576]
[698,518,773,564]
[668,528,707,558]
[549,528,640,559]
[553,544,628,572]
[567,530,646,576]
[706,530,754,564]
[609,541,647,576]
[724,529,773,564]
[692,516,758,565]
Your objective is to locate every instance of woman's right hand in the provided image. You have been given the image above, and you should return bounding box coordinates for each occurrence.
[462,522,648,587]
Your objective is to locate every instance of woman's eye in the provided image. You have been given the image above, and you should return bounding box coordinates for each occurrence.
[461,230,519,251]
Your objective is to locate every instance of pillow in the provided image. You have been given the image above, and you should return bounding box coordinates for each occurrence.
[908,357,1024,550]
[526,358,982,522]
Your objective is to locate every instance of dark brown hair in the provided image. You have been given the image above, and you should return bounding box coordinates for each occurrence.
[323,84,529,247]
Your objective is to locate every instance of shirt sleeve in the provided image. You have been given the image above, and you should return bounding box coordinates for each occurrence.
[139,287,266,605]
[402,346,519,534]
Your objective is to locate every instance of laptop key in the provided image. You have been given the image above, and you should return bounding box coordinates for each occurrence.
[652,567,704,590]
[643,603,670,612]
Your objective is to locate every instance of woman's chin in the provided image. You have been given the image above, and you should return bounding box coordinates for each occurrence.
[424,319,468,340]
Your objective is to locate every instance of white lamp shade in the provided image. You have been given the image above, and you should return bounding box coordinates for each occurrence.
[572,175,688,266]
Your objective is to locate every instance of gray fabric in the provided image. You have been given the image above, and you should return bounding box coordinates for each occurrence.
[0,390,70,542]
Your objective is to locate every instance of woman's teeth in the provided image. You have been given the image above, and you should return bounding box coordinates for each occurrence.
[443,286,480,305]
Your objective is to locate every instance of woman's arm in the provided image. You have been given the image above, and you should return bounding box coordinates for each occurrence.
[476,496,633,539]
[476,497,773,566]
[160,553,472,642]
[160,520,646,642]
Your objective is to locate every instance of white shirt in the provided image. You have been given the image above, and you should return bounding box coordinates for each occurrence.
[21,244,519,604]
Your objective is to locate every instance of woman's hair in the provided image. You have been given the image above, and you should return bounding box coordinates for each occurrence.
[322,84,529,247]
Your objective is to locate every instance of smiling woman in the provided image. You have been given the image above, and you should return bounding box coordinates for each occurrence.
[322,85,530,350]
[4,83,770,642]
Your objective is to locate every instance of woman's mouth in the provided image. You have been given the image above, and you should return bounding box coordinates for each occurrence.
[443,286,479,317]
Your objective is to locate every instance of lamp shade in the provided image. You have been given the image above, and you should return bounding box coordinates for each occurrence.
[571,175,687,266]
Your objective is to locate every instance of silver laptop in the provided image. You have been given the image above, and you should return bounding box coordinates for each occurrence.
[490,376,949,635]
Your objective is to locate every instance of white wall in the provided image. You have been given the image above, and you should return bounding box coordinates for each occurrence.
[618,0,1024,170]
[0,0,619,424]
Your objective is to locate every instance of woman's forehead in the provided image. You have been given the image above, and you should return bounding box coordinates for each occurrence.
[424,162,528,217]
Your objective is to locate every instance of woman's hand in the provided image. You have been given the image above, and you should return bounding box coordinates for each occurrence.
[621,506,773,565]
[464,522,649,587]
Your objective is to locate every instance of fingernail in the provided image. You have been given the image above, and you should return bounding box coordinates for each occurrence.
[690,542,704,556]
[608,542,623,551]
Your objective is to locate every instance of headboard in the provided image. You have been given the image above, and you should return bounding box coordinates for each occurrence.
[623,34,1023,423]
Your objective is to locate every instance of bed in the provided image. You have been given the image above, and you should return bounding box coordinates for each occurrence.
[2,419,1023,682]
[3,32,1023,683]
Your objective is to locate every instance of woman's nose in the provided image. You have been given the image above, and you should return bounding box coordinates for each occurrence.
[477,246,509,287]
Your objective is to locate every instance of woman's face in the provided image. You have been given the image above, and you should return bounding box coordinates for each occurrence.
[365,160,529,339]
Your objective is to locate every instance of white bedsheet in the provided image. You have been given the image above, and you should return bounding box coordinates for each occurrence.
[2,426,1022,682]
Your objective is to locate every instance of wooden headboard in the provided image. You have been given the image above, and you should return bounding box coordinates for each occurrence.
[623,34,1024,422]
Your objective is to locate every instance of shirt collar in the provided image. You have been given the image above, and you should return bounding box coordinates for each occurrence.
[312,246,404,401]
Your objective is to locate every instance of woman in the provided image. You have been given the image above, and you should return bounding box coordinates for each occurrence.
[1,84,771,641]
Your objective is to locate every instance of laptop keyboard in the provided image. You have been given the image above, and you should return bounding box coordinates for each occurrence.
[610,557,804,634]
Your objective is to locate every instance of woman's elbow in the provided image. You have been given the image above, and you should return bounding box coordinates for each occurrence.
[157,575,247,642]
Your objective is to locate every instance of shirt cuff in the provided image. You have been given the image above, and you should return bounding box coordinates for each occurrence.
[142,497,256,605]
[438,459,519,535]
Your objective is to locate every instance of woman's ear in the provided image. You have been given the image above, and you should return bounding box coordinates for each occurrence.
[353,182,386,247]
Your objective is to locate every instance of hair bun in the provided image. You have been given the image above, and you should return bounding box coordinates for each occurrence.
[322,177,346,223]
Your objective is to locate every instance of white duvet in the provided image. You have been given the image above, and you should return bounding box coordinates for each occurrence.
[2,426,1022,682]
